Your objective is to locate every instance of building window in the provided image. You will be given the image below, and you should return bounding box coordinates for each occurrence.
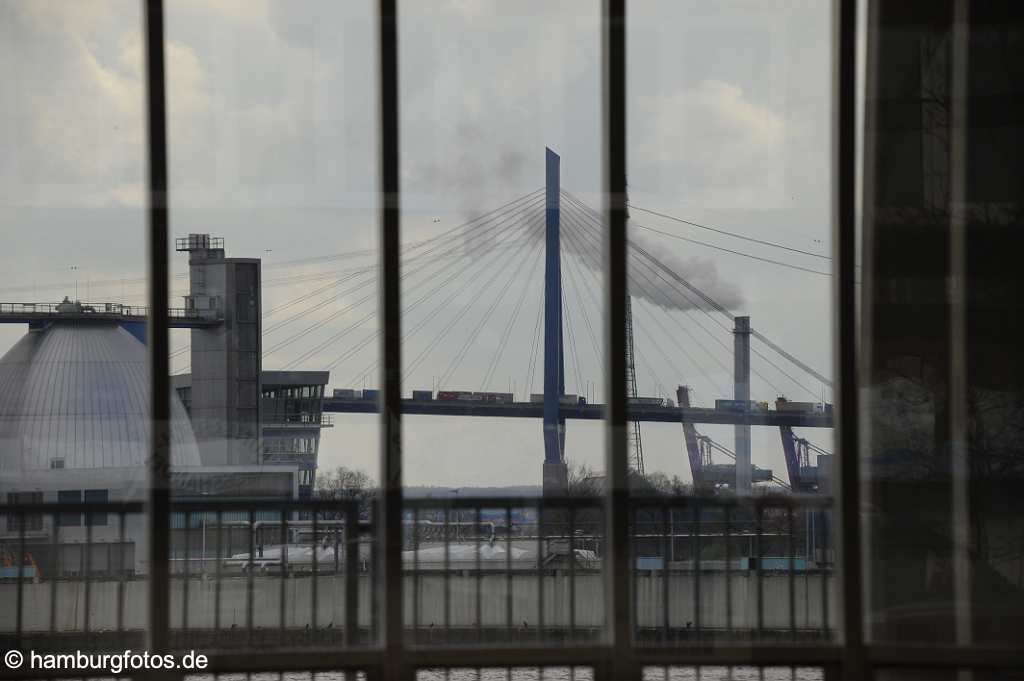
[58,490,82,527]
[84,489,108,527]
[5,492,43,533]
[50,458,65,470]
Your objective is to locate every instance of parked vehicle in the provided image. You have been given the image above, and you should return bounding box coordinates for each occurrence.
[475,391,513,403]
[437,390,478,401]
[715,399,769,412]
[775,398,819,413]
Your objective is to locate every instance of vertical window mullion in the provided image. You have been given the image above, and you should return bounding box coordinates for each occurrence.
[377,0,404,678]
[835,1,864,679]
[143,0,172,658]
[603,0,633,679]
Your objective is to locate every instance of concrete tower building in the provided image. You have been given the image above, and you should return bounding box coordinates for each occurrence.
[176,235,262,466]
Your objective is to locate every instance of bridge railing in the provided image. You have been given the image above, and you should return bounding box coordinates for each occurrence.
[0,301,205,319]
[0,301,151,317]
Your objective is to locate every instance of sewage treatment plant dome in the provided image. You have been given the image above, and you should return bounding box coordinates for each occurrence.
[0,321,201,474]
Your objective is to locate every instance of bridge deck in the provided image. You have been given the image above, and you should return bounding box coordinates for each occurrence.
[323,398,833,427]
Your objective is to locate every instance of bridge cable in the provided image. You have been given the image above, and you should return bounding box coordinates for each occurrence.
[633,343,671,402]
[141,190,547,361]
[562,203,735,391]
[479,240,545,392]
[404,218,547,383]
[265,267,373,319]
[558,225,604,368]
[562,210,721,402]
[566,199,806,399]
[565,209,748,399]
[564,192,735,321]
[263,268,379,336]
[562,285,584,396]
[437,231,545,388]
[563,192,826,398]
[23,189,544,296]
[523,285,545,400]
[266,199,544,360]
[750,331,833,389]
[269,193,545,345]
[305,210,546,374]
[342,216,546,383]
[264,232,536,344]
[560,203,740,393]
[560,207,724,382]
[568,201,804,399]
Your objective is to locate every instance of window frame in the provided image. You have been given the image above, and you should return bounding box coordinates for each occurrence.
[120,0,1020,679]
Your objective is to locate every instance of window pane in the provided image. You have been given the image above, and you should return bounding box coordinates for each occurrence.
[397,0,605,645]
[0,0,149,632]
[627,0,837,644]
[163,0,378,649]
[861,0,1024,649]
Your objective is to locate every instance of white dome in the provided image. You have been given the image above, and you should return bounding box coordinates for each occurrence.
[0,321,201,473]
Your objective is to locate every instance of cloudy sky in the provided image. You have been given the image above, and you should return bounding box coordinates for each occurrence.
[0,0,835,488]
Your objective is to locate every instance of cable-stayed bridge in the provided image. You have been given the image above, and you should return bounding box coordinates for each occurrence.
[0,149,834,496]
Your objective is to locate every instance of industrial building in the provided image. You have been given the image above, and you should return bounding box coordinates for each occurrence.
[0,318,200,574]
[0,235,325,574]
[173,370,331,498]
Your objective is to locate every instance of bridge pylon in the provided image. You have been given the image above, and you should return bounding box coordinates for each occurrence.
[542,148,568,495]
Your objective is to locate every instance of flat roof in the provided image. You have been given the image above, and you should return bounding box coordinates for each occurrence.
[261,370,330,386]
[173,370,330,388]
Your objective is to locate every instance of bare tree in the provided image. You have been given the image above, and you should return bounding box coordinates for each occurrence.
[566,461,602,497]
[315,466,375,518]
[644,471,691,496]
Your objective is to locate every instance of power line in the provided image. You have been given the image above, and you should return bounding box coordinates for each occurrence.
[627,204,831,261]
[575,206,817,398]
[630,220,832,277]
[561,200,738,368]
[565,191,832,395]
[562,192,736,321]
[561,206,739,397]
